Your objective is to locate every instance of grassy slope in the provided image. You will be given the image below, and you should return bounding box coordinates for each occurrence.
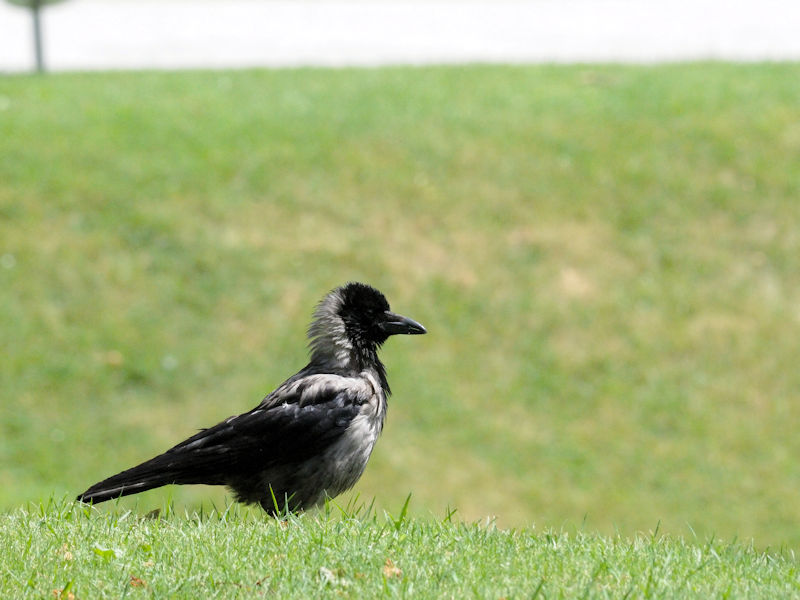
[1,65,800,551]
[1,501,798,598]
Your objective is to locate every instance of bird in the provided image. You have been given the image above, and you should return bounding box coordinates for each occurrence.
[76,282,426,515]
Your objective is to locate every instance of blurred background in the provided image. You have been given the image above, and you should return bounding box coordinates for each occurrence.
[1,1,799,549]
[2,0,800,71]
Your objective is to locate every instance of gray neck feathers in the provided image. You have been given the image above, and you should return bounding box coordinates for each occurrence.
[307,289,354,368]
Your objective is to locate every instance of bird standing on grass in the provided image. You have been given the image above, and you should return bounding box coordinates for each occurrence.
[76,282,426,515]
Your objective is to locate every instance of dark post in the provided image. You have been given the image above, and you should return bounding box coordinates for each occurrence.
[5,0,68,73]
[31,0,44,72]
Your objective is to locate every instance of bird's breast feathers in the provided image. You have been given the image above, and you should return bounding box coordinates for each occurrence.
[265,369,387,504]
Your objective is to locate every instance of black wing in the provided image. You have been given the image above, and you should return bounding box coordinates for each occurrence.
[170,373,369,473]
[77,373,370,503]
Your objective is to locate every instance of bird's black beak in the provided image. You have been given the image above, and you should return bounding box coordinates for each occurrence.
[379,311,427,336]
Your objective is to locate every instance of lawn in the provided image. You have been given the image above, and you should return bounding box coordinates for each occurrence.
[2,499,798,598]
[1,62,800,563]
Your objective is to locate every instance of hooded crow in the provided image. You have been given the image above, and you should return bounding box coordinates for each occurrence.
[76,282,426,515]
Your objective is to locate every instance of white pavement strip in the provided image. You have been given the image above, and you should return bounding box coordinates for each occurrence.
[2,0,800,71]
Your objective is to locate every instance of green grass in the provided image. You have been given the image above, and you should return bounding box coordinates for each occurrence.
[2,499,798,598]
[1,64,800,556]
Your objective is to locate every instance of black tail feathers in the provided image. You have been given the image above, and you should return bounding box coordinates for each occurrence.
[77,478,163,504]
[76,451,224,505]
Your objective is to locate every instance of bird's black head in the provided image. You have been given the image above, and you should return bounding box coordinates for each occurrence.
[308,282,426,372]
[338,282,426,346]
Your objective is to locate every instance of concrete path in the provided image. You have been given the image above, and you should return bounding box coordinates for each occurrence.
[2,0,799,72]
